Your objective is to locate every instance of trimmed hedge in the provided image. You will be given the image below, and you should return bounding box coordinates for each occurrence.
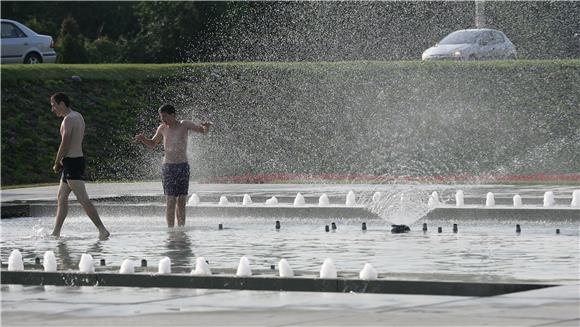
[2,61,579,185]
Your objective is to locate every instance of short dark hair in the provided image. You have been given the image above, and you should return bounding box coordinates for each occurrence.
[51,92,70,107]
[158,104,175,114]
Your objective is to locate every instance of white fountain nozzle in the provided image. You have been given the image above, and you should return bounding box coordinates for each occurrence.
[278,259,294,278]
[318,193,330,206]
[158,257,171,274]
[43,251,57,272]
[320,258,337,278]
[242,194,253,205]
[293,193,306,206]
[486,192,495,207]
[79,253,95,273]
[455,190,464,207]
[346,191,356,206]
[120,259,135,274]
[218,195,229,206]
[8,249,24,271]
[192,257,212,276]
[236,256,252,277]
[543,191,555,207]
[513,194,522,208]
[187,193,200,206]
[359,263,378,280]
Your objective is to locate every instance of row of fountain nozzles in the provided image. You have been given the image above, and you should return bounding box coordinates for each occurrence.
[428,190,580,208]
[188,191,359,206]
[7,250,379,280]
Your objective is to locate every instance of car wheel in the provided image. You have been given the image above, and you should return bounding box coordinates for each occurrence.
[468,54,477,61]
[24,53,42,64]
[507,54,516,60]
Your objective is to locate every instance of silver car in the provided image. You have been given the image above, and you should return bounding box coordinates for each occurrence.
[1,19,57,64]
[422,28,517,61]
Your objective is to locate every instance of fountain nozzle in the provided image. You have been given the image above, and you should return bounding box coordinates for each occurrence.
[391,224,410,234]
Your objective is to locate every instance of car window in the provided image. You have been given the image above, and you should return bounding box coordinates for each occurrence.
[439,31,479,45]
[492,31,505,44]
[1,22,27,39]
[479,31,493,45]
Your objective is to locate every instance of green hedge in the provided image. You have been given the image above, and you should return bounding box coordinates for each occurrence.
[2,61,579,185]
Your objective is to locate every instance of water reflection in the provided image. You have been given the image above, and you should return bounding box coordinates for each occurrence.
[56,240,74,268]
[163,229,194,272]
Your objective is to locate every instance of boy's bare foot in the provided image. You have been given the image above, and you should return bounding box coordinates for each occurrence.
[99,230,110,240]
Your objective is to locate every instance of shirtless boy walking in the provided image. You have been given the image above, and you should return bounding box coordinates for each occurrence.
[50,92,110,240]
[134,104,211,227]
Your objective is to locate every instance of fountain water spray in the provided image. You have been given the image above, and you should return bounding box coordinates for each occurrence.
[265,196,278,205]
[236,256,252,276]
[456,190,464,207]
[187,193,200,206]
[486,192,495,207]
[43,251,57,272]
[543,191,555,207]
[318,193,330,206]
[192,257,212,276]
[320,258,337,278]
[513,194,522,208]
[79,254,95,273]
[219,195,229,206]
[359,263,378,280]
[278,259,294,277]
[346,191,356,206]
[428,191,440,208]
[8,249,24,271]
[243,194,253,205]
[572,190,580,208]
[158,257,171,274]
[120,259,135,274]
[293,193,306,206]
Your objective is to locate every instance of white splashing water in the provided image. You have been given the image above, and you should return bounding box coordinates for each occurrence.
[8,249,24,271]
[187,193,200,206]
[359,263,378,280]
[543,191,555,207]
[345,191,356,206]
[293,193,306,206]
[364,187,431,225]
[236,256,252,276]
[218,195,229,206]
[320,258,337,278]
[278,259,294,278]
[486,192,495,207]
[265,196,278,205]
[119,259,135,274]
[372,191,383,203]
[192,257,212,276]
[318,193,330,206]
[43,251,57,272]
[242,194,253,205]
[158,257,171,274]
[428,191,440,208]
[455,190,464,207]
[572,190,580,208]
[79,253,95,273]
[513,194,523,208]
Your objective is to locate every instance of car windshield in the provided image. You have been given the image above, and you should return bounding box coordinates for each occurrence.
[439,31,480,45]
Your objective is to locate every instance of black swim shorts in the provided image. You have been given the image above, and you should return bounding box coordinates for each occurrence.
[62,157,85,182]
[162,162,190,196]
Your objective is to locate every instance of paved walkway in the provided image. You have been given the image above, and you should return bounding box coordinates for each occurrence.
[2,283,579,326]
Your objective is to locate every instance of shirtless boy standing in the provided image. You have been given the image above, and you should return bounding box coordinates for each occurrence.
[50,92,110,240]
[134,104,211,227]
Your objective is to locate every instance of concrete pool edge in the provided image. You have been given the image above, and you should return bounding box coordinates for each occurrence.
[1,270,557,297]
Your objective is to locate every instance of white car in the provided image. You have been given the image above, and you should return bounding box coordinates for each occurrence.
[1,19,57,64]
[422,28,517,61]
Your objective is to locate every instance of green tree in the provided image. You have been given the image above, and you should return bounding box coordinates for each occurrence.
[56,16,88,63]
